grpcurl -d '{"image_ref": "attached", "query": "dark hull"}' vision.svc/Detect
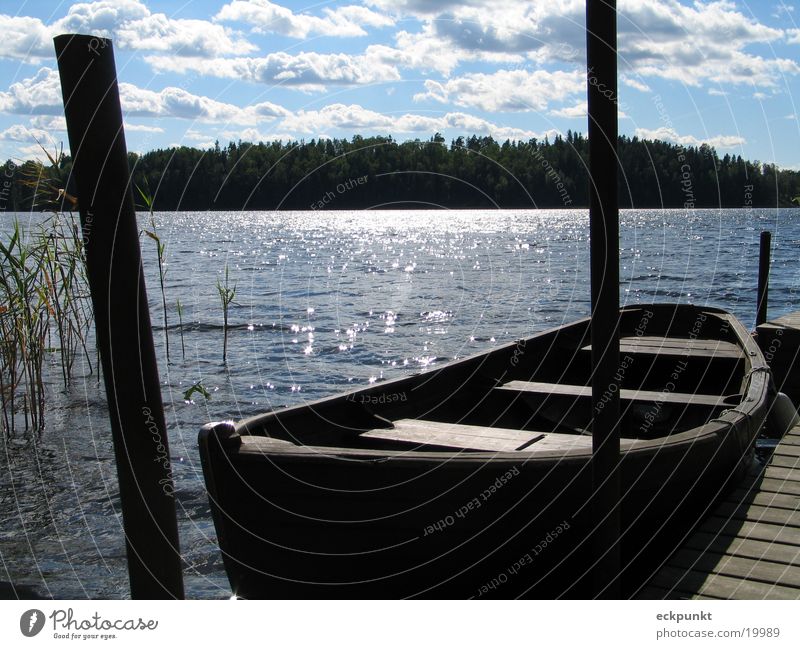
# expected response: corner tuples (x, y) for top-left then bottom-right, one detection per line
(199, 304), (770, 598)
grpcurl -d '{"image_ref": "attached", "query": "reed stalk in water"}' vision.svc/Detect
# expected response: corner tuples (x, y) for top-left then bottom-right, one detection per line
(216, 264), (236, 363)
(138, 184), (170, 363)
(176, 298), (186, 360)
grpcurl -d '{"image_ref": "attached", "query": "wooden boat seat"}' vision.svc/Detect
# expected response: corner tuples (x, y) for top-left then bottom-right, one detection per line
(497, 380), (735, 408)
(581, 336), (744, 359)
(360, 418), (596, 452)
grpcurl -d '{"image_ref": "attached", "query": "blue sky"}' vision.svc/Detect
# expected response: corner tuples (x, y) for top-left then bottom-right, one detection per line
(1, 0), (800, 168)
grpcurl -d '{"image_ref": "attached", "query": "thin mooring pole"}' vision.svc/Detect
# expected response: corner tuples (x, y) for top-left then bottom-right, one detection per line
(54, 34), (184, 599)
(756, 231), (771, 327)
(586, 0), (621, 598)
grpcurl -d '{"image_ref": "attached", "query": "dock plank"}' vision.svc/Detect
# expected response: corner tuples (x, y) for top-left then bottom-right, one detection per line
(764, 466), (800, 483)
(649, 567), (800, 599)
(699, 517), (800, 545)
(770, 455), (800, 469)
(684, 532), (800, 566)
(713, 502), (800, 528)
(725, 488), (800, 511)
(781, 434), (800, 447)
(773, 444), (800, 457)
(757, 478), (800, 497)
(668, 548), (800, 589)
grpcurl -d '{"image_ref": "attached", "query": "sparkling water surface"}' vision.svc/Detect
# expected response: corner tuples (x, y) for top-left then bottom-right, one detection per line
(1, 208), (799, 598)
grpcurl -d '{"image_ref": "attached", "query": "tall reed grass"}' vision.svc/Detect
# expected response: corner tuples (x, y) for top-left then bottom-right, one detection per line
(0, 145), (92, 435)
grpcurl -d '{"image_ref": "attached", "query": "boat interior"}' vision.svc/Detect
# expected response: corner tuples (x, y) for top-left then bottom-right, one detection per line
(234, 304), (754, 455)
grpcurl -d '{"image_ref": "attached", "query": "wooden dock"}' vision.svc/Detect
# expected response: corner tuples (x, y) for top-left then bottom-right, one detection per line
(637, 424), (800, 599)
(637, 310), (800, 599)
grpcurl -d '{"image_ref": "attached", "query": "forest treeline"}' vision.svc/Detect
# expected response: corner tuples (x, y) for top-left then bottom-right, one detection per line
(2, 131), (799, 211)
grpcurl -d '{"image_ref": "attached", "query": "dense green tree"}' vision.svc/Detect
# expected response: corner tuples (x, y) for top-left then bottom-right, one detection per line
(4, 133), (799, 212)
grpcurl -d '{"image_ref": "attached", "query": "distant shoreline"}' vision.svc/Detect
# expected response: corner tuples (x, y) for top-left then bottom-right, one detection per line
(4, 132), (799, 211)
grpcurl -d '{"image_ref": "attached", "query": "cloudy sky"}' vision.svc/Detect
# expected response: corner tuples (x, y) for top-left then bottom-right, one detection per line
(1, 0), (799, 167)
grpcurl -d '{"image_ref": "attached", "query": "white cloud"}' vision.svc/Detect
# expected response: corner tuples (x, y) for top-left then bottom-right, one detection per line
(215, 0), (394, 38)
(0, 0), (256, 61)
(361, 0), (796, 89)
(365, 42), (452, 76)
(215, 0), (311, 37)
(56, 0), (149, 32)
(278, 102), (546, 140)
(181, 129), (213, 142)
(330, 5), (395, 30)
(365, 26), (517, 76)
(146, 50), (400, 90)
(0, 124), (52, 143)
(0, 68), (63, 115)
(0, 67), (561, 145)
(549, 102), (587, 119)
(634, 126), (745, 149)
(622, 76), (651, 93)
(119, 83), (262, 123)
(414, 68), (585, 112)
(221, 127), (295, 142)
(549, 101), (629, 120)
(0, 67), (289, 125)
(280, 104), (394, 133)
(250, 101), (289, 120)
(31, 115), (67, 132)
(0, 15), (55, 60)
(124, 123), (164, 133)
(365, 0), (477, 13)
(635, 49), (799, 89)
(230, 127), (270, 142)
(441, 112), (548, 140)
(168, 139), (217, 150)
(114, 16), (255, 57)
(2, 0), (796, 102)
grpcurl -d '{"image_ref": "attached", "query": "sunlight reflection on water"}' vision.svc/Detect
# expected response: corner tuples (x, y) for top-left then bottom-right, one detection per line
(1, 208), (799, 598)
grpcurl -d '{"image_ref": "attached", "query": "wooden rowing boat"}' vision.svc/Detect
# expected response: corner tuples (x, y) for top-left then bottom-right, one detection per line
(199, 303), (770, 598)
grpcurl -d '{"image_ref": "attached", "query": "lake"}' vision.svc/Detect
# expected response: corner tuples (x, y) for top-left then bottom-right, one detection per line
(1, 207), (799, 598)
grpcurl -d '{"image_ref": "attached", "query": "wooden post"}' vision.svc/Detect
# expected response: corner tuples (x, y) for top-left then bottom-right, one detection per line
(586, 0), (621, 598)
(54, 34), (184, 599)
(757, 231), (771, 327)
